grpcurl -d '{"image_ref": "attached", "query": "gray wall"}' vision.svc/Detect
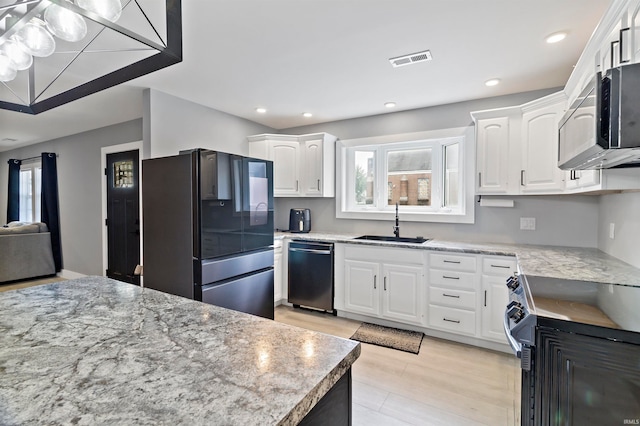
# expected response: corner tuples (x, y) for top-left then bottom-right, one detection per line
(281, 88), (561, 139)
(0, 90), (275, 276)
(275, 87), (601, 248)
(275, 196), (599, 247)
(598, 192), (640, 268)
(145, 89), (273, 158)
(0, 119), (142, 275)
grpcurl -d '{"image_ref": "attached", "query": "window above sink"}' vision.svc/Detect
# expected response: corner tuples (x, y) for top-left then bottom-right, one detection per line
(336, 127), (476, 224)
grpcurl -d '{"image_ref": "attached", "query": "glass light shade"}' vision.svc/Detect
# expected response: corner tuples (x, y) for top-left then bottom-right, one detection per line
(15, 21), (56, 58)
(44, 4), (88, 42)
(0, 54), (18, 82)
(76, 0), (122, 23)
(1, 40), (33, 70)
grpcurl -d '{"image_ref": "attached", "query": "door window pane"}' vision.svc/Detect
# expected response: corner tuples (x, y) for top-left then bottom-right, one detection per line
(355, 151), (375, 205)
(387, 148), (432, 206)
(113, 160), (134, 188)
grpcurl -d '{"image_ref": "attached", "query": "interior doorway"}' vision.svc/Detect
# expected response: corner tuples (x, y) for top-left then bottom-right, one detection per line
(101, 142), (143, 285)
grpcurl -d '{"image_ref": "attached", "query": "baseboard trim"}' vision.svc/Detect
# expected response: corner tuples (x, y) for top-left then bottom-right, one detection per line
(58, 270), (86, 280)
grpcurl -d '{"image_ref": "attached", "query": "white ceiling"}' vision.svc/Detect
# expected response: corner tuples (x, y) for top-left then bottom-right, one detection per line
(0, 0), (612, 152)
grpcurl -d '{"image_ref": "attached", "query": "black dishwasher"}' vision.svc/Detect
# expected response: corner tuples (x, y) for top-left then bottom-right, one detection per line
(288, 240), (335, 314)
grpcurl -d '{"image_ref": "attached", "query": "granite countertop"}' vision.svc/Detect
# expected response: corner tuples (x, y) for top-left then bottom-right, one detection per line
(275, 231), (640, 287)
(0, 277), (360, 425)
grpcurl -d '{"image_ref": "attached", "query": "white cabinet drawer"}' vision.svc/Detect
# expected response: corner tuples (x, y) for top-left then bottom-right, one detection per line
(430, 253), (477, 272)
(429, 287), (476, 310)
(428, 305), (476, 336)
(482, 257), (516, 275)
(429, 269), (478, 290)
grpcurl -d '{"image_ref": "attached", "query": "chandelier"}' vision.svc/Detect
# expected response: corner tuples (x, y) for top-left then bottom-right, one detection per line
(0, 0), (182, 114)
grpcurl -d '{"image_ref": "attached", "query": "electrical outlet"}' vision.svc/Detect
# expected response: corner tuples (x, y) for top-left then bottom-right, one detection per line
(609, 223), (615, 239)
(520, 217), (536, 231)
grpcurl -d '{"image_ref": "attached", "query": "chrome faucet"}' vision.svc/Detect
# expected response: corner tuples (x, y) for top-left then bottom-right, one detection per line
(393, 202), (400, 238)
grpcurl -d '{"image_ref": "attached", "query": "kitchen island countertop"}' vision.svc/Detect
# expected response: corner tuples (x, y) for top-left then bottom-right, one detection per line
(276, 232), (640, 288)
(0, 276), (360, 425)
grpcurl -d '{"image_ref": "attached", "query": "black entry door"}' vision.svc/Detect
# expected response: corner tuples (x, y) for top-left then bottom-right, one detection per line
(106, 150), (140, 285)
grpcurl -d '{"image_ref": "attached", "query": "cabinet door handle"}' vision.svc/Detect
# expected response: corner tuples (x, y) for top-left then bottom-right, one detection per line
(478, 172), (482, 188)
(443, 318), (461, 324)
(484, 290), (487, 307)
(443, 293), (460, 298)
(296, 180), (299, 192)
(317, 179), (320, 191)
(374, 275), (376, 289)
(443, 275), (460, 280)
(520, 170), (525, 186)
(443, 260), (460, 264)
(490, 264), (511, 269)
(384, 277), (387, 291)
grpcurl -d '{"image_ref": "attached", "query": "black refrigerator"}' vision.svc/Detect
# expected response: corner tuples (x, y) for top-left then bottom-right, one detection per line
(142, 149), (275, 319)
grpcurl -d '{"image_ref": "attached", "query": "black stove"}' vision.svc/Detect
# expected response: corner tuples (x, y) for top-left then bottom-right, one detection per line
(503, 273), (640, 426)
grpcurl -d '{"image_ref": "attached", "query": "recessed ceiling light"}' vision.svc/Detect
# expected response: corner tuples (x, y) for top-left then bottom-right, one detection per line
(384, 102), (396, 108)
(255, 107), (267, 114)
(302, 112), (313, 118)
(485, 78), (500, 87)
(546, 32), (567, 44)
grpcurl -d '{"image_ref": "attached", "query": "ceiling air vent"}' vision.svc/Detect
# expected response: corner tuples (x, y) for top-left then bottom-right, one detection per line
(389, 50), (432, 68)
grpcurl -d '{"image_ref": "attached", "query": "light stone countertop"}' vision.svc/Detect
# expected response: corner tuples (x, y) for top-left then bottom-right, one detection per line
(276, 231), (640, 288)
(0, 277), (360, 425)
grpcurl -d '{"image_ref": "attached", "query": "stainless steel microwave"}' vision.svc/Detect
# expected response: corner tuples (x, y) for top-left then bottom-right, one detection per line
(558, 63), (640, 170)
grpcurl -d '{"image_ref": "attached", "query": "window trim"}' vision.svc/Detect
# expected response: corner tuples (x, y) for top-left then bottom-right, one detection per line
(336, 127), (475, 224)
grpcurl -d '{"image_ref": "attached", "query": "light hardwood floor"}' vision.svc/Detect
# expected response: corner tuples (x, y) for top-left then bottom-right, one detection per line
(1, 280), (521, 425)
(275, 305), (521, 426)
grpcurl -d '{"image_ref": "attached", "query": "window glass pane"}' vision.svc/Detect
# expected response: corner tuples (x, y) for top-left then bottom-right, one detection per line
(444, 143), (459, 208)
(34, 167), (42, 222)
(355, 151), (375, 205)
(19, 170), (32, 222)
(387, 148), (431, 206)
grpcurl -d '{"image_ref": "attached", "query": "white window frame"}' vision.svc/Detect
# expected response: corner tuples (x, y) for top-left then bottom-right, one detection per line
(336, 127), (475, 224)
(19, 160), (42, 223)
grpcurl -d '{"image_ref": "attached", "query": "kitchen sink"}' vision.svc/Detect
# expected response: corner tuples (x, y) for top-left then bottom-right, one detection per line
(354, 235), (429, 244)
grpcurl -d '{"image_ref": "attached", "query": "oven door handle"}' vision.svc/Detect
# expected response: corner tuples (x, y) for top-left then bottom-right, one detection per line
(503, 310), (522, 358)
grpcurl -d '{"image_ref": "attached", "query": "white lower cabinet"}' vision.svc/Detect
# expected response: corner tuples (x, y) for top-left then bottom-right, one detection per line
(344, 259), (379, 316)
(381, 263), (423, 324)
(343, 245), (424, 325)
(274, 239), (283, 303)
(428, 305), (477, 335)
(480, 257), (517, 343)
(428, 252), (479, 336)
(337, 243), (516, 350)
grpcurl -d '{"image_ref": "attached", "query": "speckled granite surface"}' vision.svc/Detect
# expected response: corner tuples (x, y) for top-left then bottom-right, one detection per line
(276, 232), (640, 287)
(0, 277), (360, 425)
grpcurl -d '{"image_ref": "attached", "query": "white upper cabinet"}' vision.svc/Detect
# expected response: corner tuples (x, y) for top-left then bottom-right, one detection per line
(271, 139), (301, 196)
(520, 93), (567, 193)
(471, 93), (567, 196)
(248, 133), (337, 197)
(474, 116), (511, 194)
